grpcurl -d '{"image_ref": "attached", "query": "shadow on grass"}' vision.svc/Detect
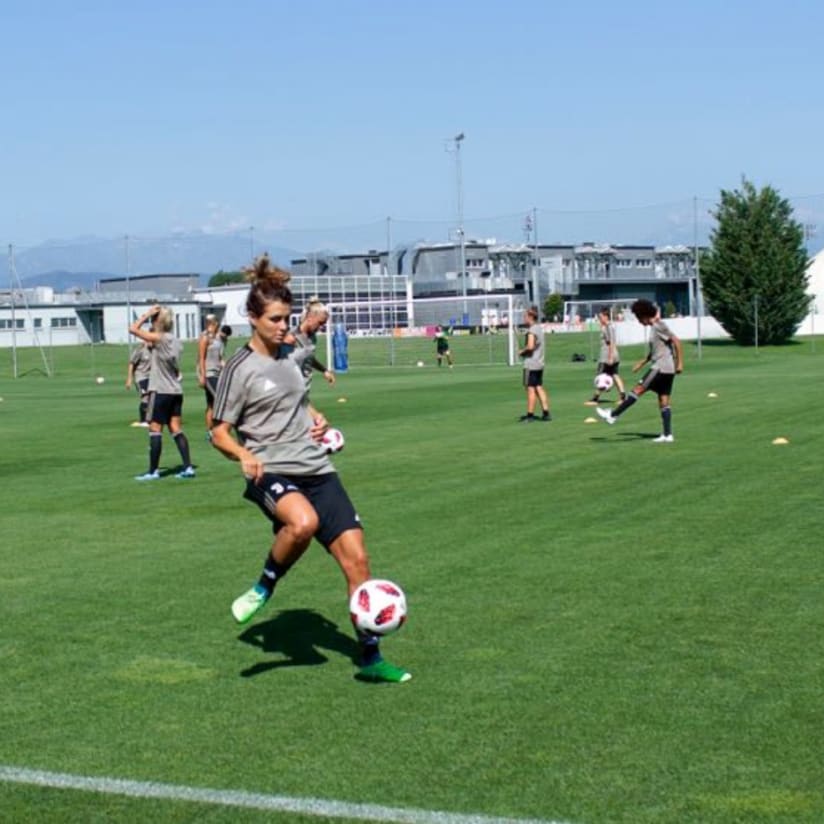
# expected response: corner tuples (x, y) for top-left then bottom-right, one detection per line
(238, 608), (359, 678)
(590, 431), (659, 441)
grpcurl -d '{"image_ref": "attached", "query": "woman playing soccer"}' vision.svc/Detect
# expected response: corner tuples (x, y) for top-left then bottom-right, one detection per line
(129, 305), (196, 479)
(283, 297), (336, 390)
(597, 299), (683, 442)
(588, 308), (626, 404)
(210, 255), (410, 683)
(197, 314), (232, 435)
(125, 340), (152, 426)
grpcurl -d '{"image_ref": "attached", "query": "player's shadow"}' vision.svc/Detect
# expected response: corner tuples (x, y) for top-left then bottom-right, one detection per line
(237, 608), (359, 678)
(590, 431), (659, 442)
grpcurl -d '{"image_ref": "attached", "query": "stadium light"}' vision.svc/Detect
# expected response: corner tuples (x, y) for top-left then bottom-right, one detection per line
(450, 133), (467, 319)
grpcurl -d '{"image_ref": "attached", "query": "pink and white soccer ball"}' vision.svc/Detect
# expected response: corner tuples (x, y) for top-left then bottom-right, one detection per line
(321, 427), (345, 454)
(349, 579), (408, 636)
(594, 373), (614, 392)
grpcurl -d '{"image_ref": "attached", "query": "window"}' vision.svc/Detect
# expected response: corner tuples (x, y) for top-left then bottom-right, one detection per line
(635, 258), (652, 268)
(34, 318), (42, 328)
(0, 318), (25, 330)
(50, 317), (77, 328)
(615, 259), (633, 268)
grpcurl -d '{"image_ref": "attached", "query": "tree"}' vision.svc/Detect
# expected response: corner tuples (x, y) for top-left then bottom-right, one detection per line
(701, 179), (811, 345)
(208, 270), (245, 288)
(543, 292), (564, 322)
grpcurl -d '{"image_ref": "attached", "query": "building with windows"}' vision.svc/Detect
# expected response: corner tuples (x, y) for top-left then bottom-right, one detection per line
(290, 239), (700, 317)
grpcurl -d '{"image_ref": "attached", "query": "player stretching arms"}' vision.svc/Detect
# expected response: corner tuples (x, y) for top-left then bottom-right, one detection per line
(210, 255), (410, 684)
(597, 299), (683, 442)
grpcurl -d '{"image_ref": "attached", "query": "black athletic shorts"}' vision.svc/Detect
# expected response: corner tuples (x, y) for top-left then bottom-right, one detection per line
(203, 376), (218, 405)
(596, 361), (620, 376)
(243, 472), (362, 550)
(136, 378), (150, 397)
(146, 392), (183, 425)
(638, 369), (674, 396)
(523, 368), (544, 388)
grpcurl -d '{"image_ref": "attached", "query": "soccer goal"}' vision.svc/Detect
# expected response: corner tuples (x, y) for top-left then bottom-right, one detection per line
(562, 298), (639, 362)
(324, 292), (524, 368)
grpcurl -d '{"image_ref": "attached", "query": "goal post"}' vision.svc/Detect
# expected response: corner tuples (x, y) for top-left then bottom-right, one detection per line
(324, 292), (522, 368)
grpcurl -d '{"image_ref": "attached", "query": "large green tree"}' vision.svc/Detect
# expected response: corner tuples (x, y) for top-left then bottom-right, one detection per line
(701, 179), (811, 345)
(208, 270), (246, 287)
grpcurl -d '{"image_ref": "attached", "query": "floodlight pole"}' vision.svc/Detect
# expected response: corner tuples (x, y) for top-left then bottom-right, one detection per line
(693, 196), (703, 360)
(453, 132), (467, 320)
(8, 244), (17, 378)
(125, 234), (132, 350)
(531, 206), (540, 314)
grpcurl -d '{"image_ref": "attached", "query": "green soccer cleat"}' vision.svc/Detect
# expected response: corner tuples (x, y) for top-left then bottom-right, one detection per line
(231, 585), (270, 624)
(355, 659), (412, 683)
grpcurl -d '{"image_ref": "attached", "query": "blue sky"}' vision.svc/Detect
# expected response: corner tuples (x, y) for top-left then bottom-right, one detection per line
(2, 0), (823, 250)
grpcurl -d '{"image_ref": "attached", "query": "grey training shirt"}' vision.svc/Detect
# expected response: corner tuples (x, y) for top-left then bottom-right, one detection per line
(213, 345), (333, 476)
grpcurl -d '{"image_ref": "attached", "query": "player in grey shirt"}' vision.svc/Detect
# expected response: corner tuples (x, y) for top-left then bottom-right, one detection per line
(517, 306), (551, 421)
(597, 299), (683, 442)
(129, 305), (195, 479)
(198, 314), (232, 435)
(589, 308), (627, 403)
(211, 255), (410, 684)
(283, 298), (336, 391)
(126, 341), (152, 425)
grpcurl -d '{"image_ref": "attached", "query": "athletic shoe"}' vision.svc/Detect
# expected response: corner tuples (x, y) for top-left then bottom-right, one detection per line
(134, 470), (160, 481)
(231, 585), (270, 624)
(519, 414), (536, 422)
(652, 434), (674, 443)
(176, 466), (196, 478)
(541, 412), (552, 421)
(356, 659), (412, 683)
(596, 407), (616, 425)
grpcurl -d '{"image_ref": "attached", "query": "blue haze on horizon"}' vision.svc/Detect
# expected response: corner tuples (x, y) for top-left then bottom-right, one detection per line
(2, 0), (823, 258)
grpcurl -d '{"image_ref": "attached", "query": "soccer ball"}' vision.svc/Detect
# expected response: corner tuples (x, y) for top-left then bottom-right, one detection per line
(95, 376), (105, 385)
(321, 427), (345, 454)
(416, 360), (425, 367)
(594, 372), (613, 392)
(349, 579), (408, 636)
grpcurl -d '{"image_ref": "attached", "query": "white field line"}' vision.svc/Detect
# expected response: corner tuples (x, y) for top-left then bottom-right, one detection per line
(0, 765), (574, 824)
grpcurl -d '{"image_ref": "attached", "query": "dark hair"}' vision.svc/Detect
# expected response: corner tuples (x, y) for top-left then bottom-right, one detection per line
(631, 299), (657, 321)
(526, 306), (539, 321)
(244, 254), (293, 317)
(220, 325), (232, 337)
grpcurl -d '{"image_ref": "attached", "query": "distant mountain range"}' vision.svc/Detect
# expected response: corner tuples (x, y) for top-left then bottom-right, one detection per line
(12, 231), (300, 291)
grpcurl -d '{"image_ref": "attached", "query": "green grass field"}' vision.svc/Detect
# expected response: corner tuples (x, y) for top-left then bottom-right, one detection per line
(1, 334), (822, 824)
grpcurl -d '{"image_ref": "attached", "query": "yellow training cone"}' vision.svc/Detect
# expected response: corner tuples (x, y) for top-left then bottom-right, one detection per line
(337, 397), (348, 403)
(772, 437), (789, 445)
(584, 417), (598, 423)
(707, 392), (718, 398)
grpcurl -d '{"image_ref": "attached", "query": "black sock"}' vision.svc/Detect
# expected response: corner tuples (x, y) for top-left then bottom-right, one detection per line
(257, 556), (290, 596)
(138, 402), (147, 421)
(661, 406), (672, 436)
(149, 432), (162, 472)
(173, 431), (191, 467)
(541, 410), (551, 419)
(613, 393), (638, 419)
(355, 630), (381, 666)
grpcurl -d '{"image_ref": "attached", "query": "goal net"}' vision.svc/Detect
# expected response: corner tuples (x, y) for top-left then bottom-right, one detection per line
(323, 293), (524, 368)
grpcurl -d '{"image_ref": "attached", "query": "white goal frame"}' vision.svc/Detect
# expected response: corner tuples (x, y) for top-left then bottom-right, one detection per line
(324, 292), (522, 367)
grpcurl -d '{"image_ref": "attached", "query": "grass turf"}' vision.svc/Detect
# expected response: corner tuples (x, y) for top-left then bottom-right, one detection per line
(0, 334), (822, 824)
